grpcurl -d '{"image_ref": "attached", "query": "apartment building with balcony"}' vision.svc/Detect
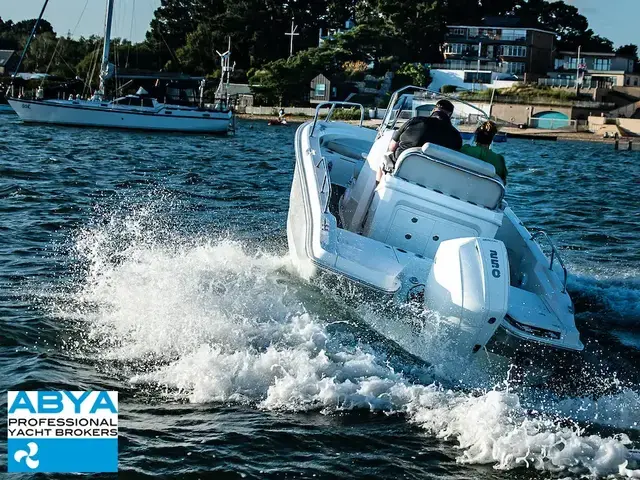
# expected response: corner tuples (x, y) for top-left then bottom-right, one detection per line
(430, 18), (556, 91)
(540, 51), (640, 88)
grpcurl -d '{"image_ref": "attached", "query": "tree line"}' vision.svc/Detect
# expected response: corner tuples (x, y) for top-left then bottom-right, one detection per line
(1, 0), (637, 103)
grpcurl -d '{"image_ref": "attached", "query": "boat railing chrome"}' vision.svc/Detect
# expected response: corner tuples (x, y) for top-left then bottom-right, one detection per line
(314, 156), (332, 214)
(530, 230), (568, 293)
(377, 85), (491, 139)
(310, 101), (365, 137)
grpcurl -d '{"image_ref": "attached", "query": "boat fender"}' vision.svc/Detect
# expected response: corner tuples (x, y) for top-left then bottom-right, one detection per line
(424, 237), (510, 358)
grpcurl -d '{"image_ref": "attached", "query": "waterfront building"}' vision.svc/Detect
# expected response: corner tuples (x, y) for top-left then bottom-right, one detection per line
(541, 51), (640, 88)
(0, 50), (18, 76)
(431, 17), (555, 91)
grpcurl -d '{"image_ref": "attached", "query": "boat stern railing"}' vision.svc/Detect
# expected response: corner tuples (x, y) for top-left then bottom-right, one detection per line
(310, 101), (365, 137)
(530, 230), (568, 293)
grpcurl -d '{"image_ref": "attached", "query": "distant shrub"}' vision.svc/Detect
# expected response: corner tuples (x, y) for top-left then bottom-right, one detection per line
(441, 85), (458, 94)
(331, 107), (369, 120)
(396, 62), (430, 87)
(343, 60), (369, 81)
(457, 84), (581, 103)
(377, 92), (392, 107)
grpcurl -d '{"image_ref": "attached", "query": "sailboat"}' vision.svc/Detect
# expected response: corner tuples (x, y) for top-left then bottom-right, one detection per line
(7, 0), (234, 133)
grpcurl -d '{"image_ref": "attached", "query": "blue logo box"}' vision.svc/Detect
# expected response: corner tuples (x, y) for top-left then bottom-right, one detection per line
(7, 391), (118, 473)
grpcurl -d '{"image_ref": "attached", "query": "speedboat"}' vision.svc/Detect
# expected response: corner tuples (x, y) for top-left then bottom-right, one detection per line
(287, 87), (583, 362)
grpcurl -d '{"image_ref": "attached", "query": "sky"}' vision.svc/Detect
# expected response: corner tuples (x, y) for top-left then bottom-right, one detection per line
(1, 0), (639, 47)
(2, 0), (161, 43)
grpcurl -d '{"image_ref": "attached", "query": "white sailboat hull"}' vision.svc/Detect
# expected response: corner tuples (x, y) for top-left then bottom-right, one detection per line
(8, 98), (233, 133)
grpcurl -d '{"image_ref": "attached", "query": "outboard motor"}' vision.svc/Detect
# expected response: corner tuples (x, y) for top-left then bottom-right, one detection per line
(424, 237), (510, 358)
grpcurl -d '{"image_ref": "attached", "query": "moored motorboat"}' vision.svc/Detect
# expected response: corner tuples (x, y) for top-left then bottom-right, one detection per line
(287, 87), (582, 363)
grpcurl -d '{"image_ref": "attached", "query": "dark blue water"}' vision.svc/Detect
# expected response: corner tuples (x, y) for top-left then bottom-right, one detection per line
(1, 113), (639, 478)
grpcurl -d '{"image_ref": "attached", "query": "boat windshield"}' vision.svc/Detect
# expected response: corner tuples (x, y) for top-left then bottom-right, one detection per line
(377, 86), (490, 138)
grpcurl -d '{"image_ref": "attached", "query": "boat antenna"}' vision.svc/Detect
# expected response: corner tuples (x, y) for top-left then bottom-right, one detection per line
(285, 19), (299, 58)
(98, 0), (115, 99)
(12, 0), (51, 81)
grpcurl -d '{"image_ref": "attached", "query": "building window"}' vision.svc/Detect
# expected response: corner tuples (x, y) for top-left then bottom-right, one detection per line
(593, 58), (611, 71)
(478, 28), (499, 39)
(315, 83), (326, 97)
(464, 71), (492, 83)
(448, 27), (466, 36)
(444, 43), (466, 54)
(500, 29), (527, 41)
(566, 57), (579, 69)
(503, 62), (526, 74)
(501, 45), (527, 57)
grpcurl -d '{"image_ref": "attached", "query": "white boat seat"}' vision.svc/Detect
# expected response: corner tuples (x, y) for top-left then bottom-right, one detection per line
(394, 143), (504, 210)
(421, 143), (497, 177)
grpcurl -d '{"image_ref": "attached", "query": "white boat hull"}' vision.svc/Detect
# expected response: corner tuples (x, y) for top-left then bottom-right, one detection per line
(8, 98), (232, 133)
(287, 108), (583, 364)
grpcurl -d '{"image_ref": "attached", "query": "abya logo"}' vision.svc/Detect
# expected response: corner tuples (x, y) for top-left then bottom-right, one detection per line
(14, 441), (39, 469)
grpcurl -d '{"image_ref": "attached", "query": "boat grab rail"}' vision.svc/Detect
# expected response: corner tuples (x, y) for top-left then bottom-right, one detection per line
(310, 101), (365, 137)
(316, 156), (332, 213)
(530, 230), (568, 293)
(308, 152), (332, 214)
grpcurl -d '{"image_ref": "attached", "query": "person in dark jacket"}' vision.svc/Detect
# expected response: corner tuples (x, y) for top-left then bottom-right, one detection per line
(377, 99), (462, 181)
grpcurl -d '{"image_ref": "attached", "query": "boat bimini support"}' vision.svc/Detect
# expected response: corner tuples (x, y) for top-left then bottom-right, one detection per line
(310, 101), (365, 137)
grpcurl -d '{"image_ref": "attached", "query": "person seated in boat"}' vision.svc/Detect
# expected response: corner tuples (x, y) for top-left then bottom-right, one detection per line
(460, 120), (508, 184)
(377, 99), (462, 182)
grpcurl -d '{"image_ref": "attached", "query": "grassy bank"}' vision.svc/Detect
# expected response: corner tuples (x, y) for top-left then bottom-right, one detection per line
(457, 84), (581, 106)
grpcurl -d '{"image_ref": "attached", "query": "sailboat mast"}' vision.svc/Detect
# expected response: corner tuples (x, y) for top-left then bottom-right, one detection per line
(99, 0), (115, 95)
(12, 0), (50, 78)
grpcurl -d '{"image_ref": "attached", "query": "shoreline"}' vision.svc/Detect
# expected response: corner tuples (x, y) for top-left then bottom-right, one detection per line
(238, 113), (632, 145)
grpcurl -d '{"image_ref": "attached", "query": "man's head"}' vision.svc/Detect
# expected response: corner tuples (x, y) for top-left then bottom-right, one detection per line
(475, 120), (498, 146)
(433, 99), (455, 118)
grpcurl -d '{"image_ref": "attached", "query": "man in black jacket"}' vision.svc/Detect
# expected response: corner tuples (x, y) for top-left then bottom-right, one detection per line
(377, 99), (462, 181)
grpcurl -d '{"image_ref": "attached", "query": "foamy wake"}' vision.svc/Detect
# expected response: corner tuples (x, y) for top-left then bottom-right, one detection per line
(56, 208), (640, 478)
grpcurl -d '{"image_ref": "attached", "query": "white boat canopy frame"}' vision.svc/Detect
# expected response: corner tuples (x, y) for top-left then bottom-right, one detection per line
(377, 85), (491, 138)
